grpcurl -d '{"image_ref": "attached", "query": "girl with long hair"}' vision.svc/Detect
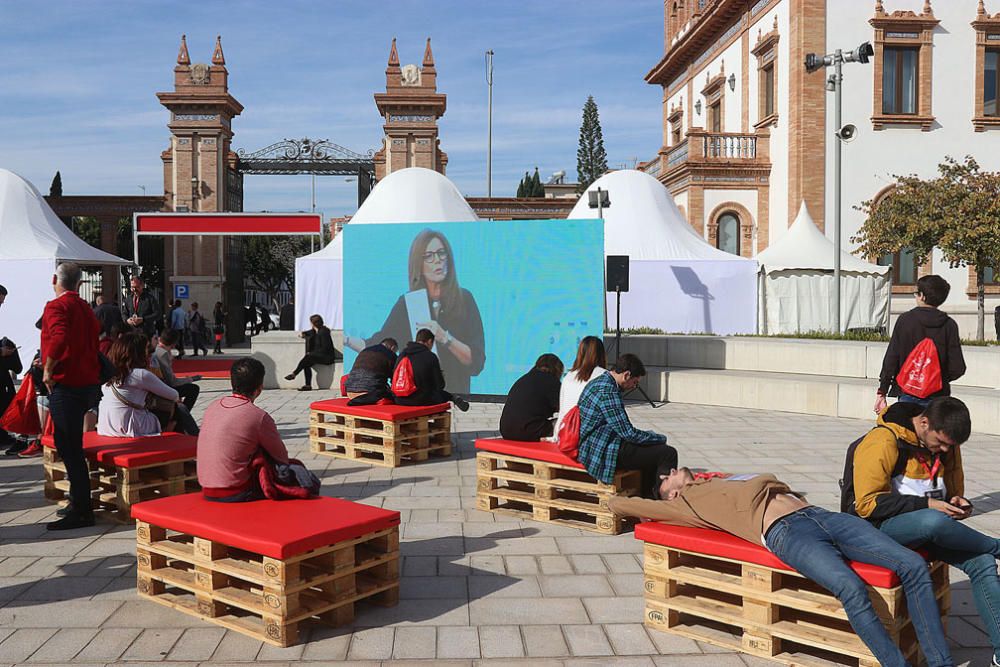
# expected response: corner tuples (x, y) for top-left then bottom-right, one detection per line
(98, 332), (180, 438)
(553, 336), (608, 437)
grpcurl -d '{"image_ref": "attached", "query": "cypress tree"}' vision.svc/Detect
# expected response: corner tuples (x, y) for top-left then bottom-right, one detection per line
(50, 171), (63, 197)
(516, 177), (525, 198)
(576, 95), (609, 192)
(530, 167), (544, 196)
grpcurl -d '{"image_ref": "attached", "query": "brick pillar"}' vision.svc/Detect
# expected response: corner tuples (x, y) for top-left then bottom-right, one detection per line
(787, 0), (827, 231)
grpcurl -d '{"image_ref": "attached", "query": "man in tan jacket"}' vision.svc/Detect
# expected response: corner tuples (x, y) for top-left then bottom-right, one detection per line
(610, 469), (953, 667)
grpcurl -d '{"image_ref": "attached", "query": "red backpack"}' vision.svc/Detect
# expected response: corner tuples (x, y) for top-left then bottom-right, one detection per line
(557, 405), (581, 460)
(391, 357), (418, 397)
(896, 338), (943, 399)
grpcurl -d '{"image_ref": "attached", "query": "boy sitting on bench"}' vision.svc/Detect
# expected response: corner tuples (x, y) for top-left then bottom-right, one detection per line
(609, 469), (953, 667)
(197, 358), (290, 502)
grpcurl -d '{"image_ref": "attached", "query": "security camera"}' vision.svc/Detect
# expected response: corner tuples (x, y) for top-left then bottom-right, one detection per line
(837, 124), (858, 142)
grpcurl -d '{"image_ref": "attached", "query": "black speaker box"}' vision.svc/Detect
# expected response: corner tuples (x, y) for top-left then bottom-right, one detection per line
(606, 255), (629, 292)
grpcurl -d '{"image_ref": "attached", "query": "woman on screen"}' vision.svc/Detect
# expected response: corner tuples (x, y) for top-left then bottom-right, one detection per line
(345, 229), (485, 394)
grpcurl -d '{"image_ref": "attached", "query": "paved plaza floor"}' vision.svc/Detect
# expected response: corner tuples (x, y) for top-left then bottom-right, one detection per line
(2, 382), (999, 666)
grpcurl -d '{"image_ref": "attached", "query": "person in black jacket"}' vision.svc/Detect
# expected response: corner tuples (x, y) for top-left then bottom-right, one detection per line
(1, 336), (24, 451)
(344, 229), (486, 394)
(875, 275), (966, 413)
(393, 329), (469, 411)
(499, 354), (563, 441)
(285, 314), (337, 391)
(345, 338), (398, 402)
(122, 276), (161, 339)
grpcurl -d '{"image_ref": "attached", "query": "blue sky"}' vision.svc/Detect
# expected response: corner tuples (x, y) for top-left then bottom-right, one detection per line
(0, 1), (663, 218)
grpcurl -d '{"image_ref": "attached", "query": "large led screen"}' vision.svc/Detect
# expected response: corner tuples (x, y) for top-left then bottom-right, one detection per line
(342, 219), (604, 395)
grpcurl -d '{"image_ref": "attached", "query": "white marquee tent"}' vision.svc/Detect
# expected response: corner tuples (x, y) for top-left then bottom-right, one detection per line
(568, 170), (758, 334)
(294, 167), (478, 330)
(0, 168), (131, 361)
(757, 202), (890, 334)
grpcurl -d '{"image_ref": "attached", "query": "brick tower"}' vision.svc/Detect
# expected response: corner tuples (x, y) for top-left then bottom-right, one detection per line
(156, 35), (244, 309)
(373, 38), (448, 180)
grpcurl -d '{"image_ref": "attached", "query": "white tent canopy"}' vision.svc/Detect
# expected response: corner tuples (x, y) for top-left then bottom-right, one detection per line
(568, 170), (758, 335)
(0, 168), (131, 363)
(757, 202), (890, 334)
(294, 167), (478, 329)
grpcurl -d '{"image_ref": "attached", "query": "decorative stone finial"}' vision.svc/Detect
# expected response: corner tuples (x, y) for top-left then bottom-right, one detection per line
(922, 0), (933, 16)
(388, 38), (399, 67)
(177, 35), (190, 65)
(875, 0), (885, 15)
(423, 38), (435, 67)
(978, 0), (986, 17)
(212, 35), (225, 65)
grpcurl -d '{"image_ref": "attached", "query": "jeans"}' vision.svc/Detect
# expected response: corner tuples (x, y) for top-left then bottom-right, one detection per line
(767, 506), (951, 667)
(189, 333), (207, 356)
(172, 328), (185, 356)
(897, 392), (932, 409)
(881, 508), (1000, 660)
(49, 384), (97, 515)
(616, 441), (677, 499)
(204, 487), (262, 503)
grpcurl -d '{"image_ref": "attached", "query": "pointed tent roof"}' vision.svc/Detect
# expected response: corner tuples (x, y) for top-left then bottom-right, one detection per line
(757, 202), (889, 275)
(568, 169), (750, 261)
(0, 169), (131, 265)
(300, 167), (478, 262)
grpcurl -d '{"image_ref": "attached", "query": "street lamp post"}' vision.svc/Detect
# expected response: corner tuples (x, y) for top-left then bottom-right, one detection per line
(485, 50), (494, 199)
(805, 41), (872, 334)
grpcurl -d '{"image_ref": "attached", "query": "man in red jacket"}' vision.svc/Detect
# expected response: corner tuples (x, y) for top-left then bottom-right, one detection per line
(41, 263), (101, 530)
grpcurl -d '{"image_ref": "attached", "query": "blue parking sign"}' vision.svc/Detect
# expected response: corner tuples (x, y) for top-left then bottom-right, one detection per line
(174, 284), (190, 300)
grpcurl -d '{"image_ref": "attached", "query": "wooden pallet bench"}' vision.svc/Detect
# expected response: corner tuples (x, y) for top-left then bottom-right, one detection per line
(636, 522), (950, 667)
(132, 493), (400, 646)
(475, 438), (642, 535)
(309, 398), (451, 467)
(43, 432), (198, 522)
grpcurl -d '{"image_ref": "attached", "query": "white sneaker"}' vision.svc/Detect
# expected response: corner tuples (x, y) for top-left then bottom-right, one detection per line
(993, 653), (1000, 667)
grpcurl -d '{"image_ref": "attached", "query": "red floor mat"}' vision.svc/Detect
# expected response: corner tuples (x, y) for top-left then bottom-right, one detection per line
(172, 357), (233, 379)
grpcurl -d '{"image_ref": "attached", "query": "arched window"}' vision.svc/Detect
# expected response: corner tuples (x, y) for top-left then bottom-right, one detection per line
(716, 212), (740, 256)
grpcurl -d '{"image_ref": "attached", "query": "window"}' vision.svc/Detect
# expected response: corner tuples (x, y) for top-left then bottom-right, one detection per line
(870, 4), (937, 130)
(882, 46), (919, 115)
(878, 248), (918, 285)
(985, 266), (999, 284)
(672, 125), (682, 144)
(763, 64), (775, 117)
(716, 213), (740, 255)
(752, 22), (780, 128)
(986, 50), (999, 117)
(708, 100), (722, 132)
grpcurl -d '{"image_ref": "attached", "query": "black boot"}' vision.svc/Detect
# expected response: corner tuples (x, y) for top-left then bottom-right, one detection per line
(47, 510), (95, 531)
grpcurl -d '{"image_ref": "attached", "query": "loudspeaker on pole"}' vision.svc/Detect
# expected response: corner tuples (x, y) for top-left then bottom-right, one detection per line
(606, 255), (629, 292)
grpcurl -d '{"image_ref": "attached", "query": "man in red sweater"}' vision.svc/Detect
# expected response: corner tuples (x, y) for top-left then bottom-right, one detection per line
(42, 263), (101, 530)
(197, 357), (289, 502)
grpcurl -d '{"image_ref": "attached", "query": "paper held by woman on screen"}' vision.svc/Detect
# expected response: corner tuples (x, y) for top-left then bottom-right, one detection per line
(404, 289), (436, 354)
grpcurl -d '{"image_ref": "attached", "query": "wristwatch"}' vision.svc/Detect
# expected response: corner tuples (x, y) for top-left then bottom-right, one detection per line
(442, 330), (452, 346)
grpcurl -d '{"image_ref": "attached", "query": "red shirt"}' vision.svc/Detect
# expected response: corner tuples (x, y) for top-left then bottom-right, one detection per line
(197, 395), (289, 493)
(41, 290), (101, 387)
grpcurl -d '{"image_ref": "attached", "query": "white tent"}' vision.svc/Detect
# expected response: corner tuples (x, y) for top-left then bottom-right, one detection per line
(0, 168), (131, 361)
(757, 202), (890, 334)
(568, 170), (758, 335)
(294, 167), (478, 329)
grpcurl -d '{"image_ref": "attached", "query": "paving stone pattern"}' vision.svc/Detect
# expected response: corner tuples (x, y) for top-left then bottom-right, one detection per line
(2, 382), (999, 665)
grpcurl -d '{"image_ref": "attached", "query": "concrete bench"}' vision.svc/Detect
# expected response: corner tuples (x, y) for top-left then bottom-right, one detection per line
(636, 522), (949, 667)
(132, 493), (400, 646)
(475, 438), (642, 535)
(309, 398), (451, 467)
(42, 432), (198, 522)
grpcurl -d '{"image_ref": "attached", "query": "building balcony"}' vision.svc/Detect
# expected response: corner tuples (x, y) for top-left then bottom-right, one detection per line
(655, 128), (771, 191)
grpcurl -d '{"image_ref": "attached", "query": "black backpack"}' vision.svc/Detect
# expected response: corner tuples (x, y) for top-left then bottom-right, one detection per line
(838, 425), (908, 515)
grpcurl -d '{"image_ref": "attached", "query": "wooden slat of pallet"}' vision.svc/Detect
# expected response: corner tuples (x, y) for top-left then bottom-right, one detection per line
(478, 490), (622, 535)
(137, 523), (400, 647)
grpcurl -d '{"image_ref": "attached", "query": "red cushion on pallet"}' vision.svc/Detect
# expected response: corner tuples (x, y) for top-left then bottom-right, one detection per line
(42, 432), (195, 466)
(93, 433), (197, 468)
(310, 398), (449, 421)
(475, 438), (585, 470)
(131, 493), (400, 560)
(634, 522), (924, 589)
